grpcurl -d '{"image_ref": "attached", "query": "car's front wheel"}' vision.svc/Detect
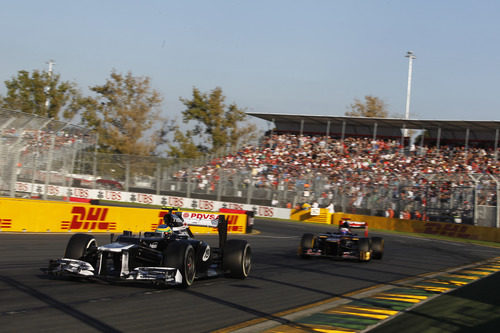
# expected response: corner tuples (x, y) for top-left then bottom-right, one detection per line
(64, 233), (98, 267)
(298, 233), (316, 258)
(163, 242), (196, 288)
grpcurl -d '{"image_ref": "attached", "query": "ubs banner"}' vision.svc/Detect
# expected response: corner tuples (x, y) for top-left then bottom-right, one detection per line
(0, 198), (247, 234)
(14, 181), (291, 219)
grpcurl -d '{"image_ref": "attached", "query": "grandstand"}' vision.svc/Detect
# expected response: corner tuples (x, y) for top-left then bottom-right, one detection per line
(236, 113), (498, 225)
(174, 132), (497, 225)
(0, 108), (498, 227)
(248, 113), (500, 151)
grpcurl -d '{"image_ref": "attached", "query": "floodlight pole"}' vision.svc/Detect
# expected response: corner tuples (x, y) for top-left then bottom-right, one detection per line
(404, 51), (416, 121)
(44, 60), (55, 112)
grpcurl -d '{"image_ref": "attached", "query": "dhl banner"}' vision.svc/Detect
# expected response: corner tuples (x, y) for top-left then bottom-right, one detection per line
(0, 198), (247, 234)
(332, 213), (500, 243)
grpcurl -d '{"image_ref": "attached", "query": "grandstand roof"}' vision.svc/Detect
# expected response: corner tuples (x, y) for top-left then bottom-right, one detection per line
(247, 113), (500, 132)
(247, 113), (500, 146)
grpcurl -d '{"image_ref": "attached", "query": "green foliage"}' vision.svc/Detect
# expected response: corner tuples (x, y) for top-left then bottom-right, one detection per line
(345, 95), (389, 118)
(1, 69), (83, 120)
(80, 70), (163, 156)
(167, 127), (203, 159)
(176, 87), (257, 156)
(1, 67), (257, 159)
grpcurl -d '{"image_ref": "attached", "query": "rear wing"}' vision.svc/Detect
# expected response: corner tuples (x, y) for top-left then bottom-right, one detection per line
(339, 218), (368, 236)
(217, 215), (227, 249)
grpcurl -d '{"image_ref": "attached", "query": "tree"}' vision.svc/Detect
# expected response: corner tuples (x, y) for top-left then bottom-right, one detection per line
(80, 70), (163, 155)
(345, 95), (389, 118)
(1, 69), (83, 120)
(166, 128), (203, 160)
(175, 87), (257, 156)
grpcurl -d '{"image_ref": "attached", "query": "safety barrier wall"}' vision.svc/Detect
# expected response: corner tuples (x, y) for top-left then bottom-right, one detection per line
(333, 213), (500, 243)
(290, 208), (333, 224)
(0, 198), (248, 234)
(290, 207), (500, 243)
(3, 197), (499, 242)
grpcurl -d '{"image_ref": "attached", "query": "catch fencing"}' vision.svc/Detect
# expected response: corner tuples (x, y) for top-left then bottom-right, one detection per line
(0, 108), (96, 197)
(0, 109), (498, 227)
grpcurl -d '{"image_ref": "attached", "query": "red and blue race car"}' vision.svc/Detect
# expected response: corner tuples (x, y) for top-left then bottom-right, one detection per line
(298, 219), (384, 262)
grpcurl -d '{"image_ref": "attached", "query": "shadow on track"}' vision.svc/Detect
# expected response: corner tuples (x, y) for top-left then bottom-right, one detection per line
(0, 275), (121, 333)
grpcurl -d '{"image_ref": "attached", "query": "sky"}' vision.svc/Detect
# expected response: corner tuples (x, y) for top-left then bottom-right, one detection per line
(1, 0), (500, 131)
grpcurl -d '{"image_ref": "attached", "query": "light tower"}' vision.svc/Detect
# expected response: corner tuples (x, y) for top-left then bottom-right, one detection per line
(44, 60), (55, 112)
(403, 51), (416, 138)
(404, 51), (416, 121)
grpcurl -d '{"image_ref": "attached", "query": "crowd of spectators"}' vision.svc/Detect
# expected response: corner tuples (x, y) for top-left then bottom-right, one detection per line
(174, 133), (499, 221)
(0, 128), (90, 154)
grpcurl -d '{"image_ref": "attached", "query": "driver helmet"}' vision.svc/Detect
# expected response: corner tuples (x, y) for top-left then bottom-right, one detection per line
(340, 227), (349, 235)
(156, 224), (173, 236)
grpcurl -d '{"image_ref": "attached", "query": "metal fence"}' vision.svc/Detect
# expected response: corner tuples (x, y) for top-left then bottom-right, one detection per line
(1, 109), (498, 227)
(0, 108), (96, 197)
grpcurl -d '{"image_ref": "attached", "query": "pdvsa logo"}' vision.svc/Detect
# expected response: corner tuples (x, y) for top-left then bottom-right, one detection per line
(61, 206), (117, 231)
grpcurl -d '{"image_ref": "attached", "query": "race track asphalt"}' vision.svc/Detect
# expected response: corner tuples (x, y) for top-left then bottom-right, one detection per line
(1, 218), (499, 332)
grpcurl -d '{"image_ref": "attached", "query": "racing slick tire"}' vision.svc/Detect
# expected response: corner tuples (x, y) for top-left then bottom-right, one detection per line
(223, 239), (252, 279)
(371, 237), (384, 259)
(64, 233), (98, 266)
(163, 241), (196, 288)
(298, 233), (316, 258)
(358, 238), (371, 262)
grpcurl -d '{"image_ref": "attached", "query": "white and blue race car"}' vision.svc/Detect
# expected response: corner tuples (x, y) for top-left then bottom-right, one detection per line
(48, 209), (251, 287)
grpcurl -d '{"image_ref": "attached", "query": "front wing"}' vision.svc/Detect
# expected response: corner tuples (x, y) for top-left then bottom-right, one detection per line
(47, 258), (183, 285)
(302, 248), (364, 260)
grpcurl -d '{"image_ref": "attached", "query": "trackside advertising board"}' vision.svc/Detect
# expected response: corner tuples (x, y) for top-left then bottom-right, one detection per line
(333, 213), (500, 243)
(0, 198), (247, 234)
(14, 181), (290, 219)
(288, 208), (500, 243)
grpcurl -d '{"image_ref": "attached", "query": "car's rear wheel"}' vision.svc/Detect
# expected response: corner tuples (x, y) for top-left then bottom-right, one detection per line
(64, 233), (97, 266)
(223, 239), (251, 279)
(163, 242), (196, 288)
(358, 238), (371, 262)
(299, 233), (316, 258)
(371, 237), (384, 259)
